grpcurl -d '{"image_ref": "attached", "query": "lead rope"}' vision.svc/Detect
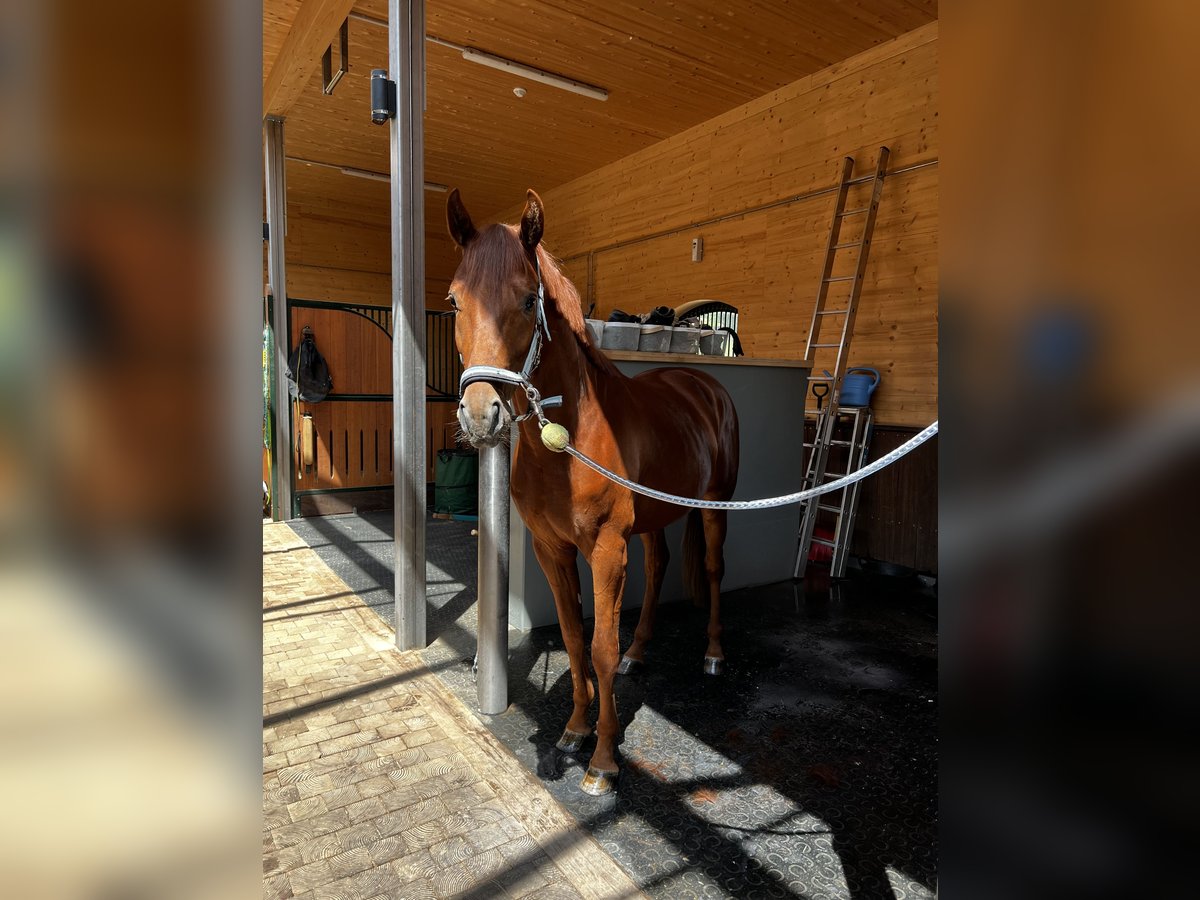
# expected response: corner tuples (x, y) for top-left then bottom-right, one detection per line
(459, 262), (937, 509)
(538, 417), (938, 511)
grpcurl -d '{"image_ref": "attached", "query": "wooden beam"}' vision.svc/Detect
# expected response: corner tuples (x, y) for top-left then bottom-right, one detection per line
(264, 0), (358, 118)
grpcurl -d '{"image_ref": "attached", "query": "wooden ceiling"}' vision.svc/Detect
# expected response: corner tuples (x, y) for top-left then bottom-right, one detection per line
(267, 0), (937, 221)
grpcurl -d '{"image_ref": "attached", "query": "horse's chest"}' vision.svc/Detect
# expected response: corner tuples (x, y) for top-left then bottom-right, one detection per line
(511, 456), (611, 545)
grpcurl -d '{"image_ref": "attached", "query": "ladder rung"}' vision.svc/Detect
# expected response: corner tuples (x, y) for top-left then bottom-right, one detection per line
(798, 154), (881, 579)
(805, 409), (865, 419)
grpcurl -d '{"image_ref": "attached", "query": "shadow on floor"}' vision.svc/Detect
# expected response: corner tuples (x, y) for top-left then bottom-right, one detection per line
(285, 511), (938, 899)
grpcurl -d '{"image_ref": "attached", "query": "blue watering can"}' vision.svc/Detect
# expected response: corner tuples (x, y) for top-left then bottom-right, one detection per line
(839, 367), (880, 407)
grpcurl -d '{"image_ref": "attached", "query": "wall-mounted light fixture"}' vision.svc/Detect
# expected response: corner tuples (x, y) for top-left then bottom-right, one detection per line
(370, 68), (396, 124)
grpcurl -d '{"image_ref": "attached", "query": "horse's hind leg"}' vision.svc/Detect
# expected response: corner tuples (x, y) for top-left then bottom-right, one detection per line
(700, 509), (728, 675)
(618, 530), (668, 674)
(531, 537), (593, 751)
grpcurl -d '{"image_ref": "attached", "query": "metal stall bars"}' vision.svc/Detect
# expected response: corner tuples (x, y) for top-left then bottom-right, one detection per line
(793, 148), (889, 579)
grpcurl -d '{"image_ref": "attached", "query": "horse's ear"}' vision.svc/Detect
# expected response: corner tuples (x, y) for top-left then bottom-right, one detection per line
(447, 189), (476, 247)
(520, 189), (544, 254)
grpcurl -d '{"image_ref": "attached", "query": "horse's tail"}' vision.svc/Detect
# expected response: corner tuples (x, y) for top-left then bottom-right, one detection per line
(682, 509), (708, 608)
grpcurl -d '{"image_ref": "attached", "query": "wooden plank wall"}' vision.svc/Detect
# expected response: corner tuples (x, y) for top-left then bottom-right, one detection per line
(292, 398), (394, 492)
(282, 165), (462, 310)
(849, 428), (937, 573)
(502, 22), (938, 429)
(500, 23), (939, 570)
(272, 162), (464, 489)
(287, 310), (392, 493)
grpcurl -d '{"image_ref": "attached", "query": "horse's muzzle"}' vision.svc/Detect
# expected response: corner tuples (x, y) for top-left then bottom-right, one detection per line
(458, 383), (510, 447)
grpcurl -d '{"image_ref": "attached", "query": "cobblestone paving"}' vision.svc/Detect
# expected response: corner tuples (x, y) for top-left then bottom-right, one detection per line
(290, 512), (938, 900)
(263, 522), (643, 900)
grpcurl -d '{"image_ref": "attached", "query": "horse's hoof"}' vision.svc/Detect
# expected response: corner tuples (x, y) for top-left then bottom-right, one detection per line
(555, 728), (591, 753)
(616, 655), (643, 675)
(580, 766), (618, 796)
(703, 656), (724, 676)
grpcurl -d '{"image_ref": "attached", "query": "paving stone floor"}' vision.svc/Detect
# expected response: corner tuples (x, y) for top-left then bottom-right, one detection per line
(263, 522), (643, 900)
(288, 512), (938, 899)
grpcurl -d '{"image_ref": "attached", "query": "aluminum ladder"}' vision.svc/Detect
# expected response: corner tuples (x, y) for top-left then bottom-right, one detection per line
(797, 405), (874, 577)
(793, 147), (889, 579)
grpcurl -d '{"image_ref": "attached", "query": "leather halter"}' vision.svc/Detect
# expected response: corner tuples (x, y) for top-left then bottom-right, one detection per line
(457, 256), (564, 423)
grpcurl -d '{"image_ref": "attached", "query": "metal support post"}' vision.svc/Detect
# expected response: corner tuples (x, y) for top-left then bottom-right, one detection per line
(477, 442), (510, 714)
(389, 0), (427, 650)
(263, 115), (293, 521)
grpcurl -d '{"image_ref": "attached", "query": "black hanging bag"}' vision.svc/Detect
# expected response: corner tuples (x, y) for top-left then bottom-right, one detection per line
(286, 331), (333, 402)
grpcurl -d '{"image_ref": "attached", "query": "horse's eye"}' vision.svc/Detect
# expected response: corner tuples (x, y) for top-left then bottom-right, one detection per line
(524, 293), (536, 313)
(447, 293), (458, 311)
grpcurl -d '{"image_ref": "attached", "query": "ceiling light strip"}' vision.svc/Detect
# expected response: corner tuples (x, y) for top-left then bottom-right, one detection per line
(458, 48), (608, 101)
(284, 155), (447, 192)
(347, 15), (608, 101)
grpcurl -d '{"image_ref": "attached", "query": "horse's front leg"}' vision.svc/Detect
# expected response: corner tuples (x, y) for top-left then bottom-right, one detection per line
(532, 537), (593, 751)
(582, 526), (629, 795)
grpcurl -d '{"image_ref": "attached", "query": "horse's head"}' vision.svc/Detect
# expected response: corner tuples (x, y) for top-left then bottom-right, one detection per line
(447, 188), (547, 447)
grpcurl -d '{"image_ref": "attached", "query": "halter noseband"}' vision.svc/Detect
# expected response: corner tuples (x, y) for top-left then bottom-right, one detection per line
(458, 256), (564, 425)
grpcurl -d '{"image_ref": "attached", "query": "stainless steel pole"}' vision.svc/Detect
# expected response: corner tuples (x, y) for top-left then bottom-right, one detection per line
(263, 115), (293, 521)
(477, 441), (510, 714)
(389, 0), (427, 650)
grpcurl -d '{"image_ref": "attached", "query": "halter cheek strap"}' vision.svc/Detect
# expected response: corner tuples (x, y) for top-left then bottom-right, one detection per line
(458, 257), (564, 424)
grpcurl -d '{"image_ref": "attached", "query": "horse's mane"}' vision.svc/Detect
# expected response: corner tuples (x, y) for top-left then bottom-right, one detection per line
(458, 223), (619, 377)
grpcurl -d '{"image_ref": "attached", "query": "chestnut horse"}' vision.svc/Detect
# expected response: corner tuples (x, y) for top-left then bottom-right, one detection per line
(448, 189), (739, 794)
